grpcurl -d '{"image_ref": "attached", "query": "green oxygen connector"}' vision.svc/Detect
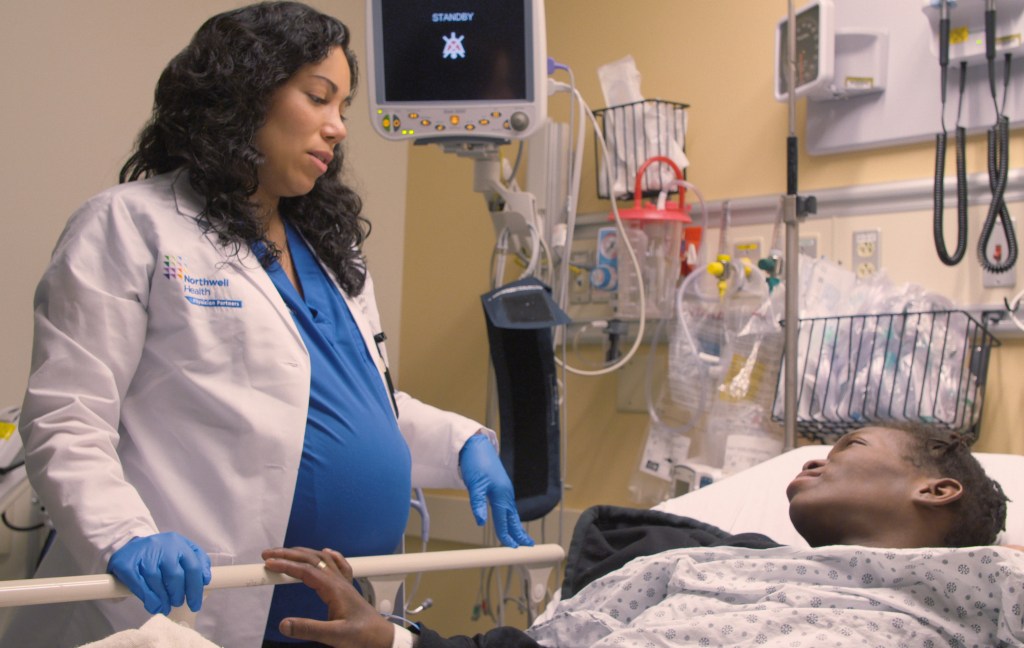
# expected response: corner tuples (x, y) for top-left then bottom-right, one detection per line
(757, 254), (784, 293)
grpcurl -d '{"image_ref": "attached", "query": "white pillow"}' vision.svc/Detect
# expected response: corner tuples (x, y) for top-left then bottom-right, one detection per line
(653, 445), (1024, 547)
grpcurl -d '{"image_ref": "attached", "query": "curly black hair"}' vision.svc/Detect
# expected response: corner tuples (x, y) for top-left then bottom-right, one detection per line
(119, 1), (369, 295)
(887, 422), (1009, 547)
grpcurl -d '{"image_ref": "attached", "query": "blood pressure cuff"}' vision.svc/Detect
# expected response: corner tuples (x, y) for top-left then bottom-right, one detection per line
(481, 278), (569, 521)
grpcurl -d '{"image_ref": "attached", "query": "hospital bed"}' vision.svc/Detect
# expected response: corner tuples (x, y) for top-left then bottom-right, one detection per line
(0, 443), (1021, 645)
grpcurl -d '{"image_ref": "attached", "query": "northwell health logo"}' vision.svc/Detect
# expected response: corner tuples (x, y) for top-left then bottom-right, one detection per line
(163, 255), (242, 309)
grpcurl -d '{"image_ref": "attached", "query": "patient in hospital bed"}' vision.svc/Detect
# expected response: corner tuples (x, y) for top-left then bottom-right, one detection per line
(263, 423), (1023, 647)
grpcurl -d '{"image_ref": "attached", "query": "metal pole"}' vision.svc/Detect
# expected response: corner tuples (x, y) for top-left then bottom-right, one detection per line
(783, 0), (800, 451)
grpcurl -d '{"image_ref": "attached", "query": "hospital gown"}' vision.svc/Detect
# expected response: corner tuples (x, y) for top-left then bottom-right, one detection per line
(527, 544), (1024, 647)
(415, 507), (1024, 647)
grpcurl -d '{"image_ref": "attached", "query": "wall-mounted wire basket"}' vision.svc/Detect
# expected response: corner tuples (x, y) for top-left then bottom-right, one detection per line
(771, 310), (1000, 445)
(593, 99), (688, 200)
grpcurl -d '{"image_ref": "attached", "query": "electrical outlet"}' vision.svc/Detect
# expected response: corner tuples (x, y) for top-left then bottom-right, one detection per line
(852, 229), (881, 278)
(982, 218), (1018, 289)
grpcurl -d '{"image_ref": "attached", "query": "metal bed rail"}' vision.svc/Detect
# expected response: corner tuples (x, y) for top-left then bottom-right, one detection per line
(0, 543), (566, 625)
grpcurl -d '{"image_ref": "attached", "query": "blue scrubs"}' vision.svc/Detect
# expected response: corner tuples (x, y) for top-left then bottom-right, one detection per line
(259, 222), (412, 642)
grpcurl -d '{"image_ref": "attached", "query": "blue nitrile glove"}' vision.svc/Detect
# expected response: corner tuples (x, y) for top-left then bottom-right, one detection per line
(108, 532), (212, 615)
(459, 434), (534, 548)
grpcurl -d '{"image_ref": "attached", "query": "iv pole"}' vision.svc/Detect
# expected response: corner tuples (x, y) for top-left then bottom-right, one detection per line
(782, 0), (815, 451)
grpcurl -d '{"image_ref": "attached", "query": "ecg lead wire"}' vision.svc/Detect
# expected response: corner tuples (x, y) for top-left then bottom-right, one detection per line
(977, 0), (1017, 273)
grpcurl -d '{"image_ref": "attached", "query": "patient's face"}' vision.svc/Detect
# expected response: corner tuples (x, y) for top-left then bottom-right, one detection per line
(786, 427), (920, 546)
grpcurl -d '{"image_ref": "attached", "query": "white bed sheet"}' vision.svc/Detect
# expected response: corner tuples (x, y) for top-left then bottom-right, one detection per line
(652, 444), (1024, 547)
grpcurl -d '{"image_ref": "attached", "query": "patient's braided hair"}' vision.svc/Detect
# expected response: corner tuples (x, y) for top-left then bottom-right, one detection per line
(889, 422), (1008, 547)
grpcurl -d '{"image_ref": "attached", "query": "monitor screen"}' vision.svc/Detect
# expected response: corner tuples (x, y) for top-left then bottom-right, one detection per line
(367, 0), (547, 141)
(380, 3), (528, 102)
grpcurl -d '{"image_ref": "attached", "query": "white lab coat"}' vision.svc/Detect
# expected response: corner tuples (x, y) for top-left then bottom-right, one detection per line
(6, 171), (490, 648)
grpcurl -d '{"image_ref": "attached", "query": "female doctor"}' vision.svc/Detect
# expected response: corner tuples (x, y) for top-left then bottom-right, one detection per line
(6, 3), (532, 647)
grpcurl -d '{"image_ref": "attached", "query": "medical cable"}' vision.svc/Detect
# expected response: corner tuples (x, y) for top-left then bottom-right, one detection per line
(403, 488), (432, 617)
(1004, 284), (1024, 332)
(551, 84), (648, 377)
(503, 140), (526, 185)
(933, 0), (970, 266)
(521, 222), (543, 279)
(544, 65), (576, 555)
(977, 0), (1016, 273)
(546, 61), (582, 310)
(0, 459), (25, 476)
(489, 228), (512, 288)
(0, 510), (45, 532)
(547, 76), (586, 310)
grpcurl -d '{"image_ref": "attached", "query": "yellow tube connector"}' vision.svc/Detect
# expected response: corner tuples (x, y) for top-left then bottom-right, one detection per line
(707, 254), (732, 299)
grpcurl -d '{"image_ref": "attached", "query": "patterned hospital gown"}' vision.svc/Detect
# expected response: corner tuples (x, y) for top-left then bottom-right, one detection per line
(527, 545), (1024, 647)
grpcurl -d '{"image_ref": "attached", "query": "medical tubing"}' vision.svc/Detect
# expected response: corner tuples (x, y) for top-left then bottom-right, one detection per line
(490, 228), (511, 289)
(536, 233), (555, 285)
(550, 78), (586, 309)
(1007, 285), (1024, 332)
(1, 511), (44, 532)
(520, 223), (542, 279)
(665, 179), (709, 268)
(403, 488), (430, 616)
(0, 459), (25, 476)
(652, 257), (758, 433)
(671, 260), (745, 363)
(554, 94), (646, 377)
(642, 315), (708, 437)
(719, 201), (732, 258)
(504, 140), (526, 185)
(978, 115), (1016, 272)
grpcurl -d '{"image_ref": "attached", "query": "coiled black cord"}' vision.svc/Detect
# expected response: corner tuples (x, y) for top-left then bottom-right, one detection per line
(934, 58), (969, 266)
(977, 43), (1016, 273)
(978, 113), (1016, 272)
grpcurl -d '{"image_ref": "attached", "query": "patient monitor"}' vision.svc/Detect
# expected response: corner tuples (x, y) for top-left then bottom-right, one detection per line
(365, 0), (547, 142)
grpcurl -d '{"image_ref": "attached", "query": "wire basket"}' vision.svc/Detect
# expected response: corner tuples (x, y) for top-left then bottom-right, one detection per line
(593, 99), (688, 200)
(771, 310), (1000, 445)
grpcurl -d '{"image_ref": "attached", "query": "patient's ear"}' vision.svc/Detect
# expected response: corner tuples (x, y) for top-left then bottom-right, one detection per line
(913, 477), (964, 507)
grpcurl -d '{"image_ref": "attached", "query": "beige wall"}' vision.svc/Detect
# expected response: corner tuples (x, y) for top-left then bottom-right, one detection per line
(0, 0), (410, 408)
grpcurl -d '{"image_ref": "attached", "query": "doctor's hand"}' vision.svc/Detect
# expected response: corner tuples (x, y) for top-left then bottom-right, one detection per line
(459, 434), (534, 548)
(107, 532), (212, 615)
(262, 547), (394, 648)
